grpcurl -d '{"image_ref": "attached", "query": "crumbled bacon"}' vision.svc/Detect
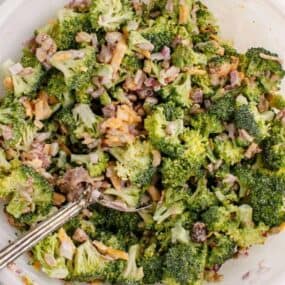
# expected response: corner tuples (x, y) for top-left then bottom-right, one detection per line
(73, 228), (89, 243)
(67, 0), (91, 11)
(58, 167), (93, 202)
(191, 222), (207, 243)
(245, 143), (262, 159)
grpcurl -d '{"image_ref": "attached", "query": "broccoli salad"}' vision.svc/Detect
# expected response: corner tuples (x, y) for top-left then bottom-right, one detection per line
(1, 0), (285, 284)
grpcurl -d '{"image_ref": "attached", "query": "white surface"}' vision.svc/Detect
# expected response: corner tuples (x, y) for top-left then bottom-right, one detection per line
(0, 0), (285, 284)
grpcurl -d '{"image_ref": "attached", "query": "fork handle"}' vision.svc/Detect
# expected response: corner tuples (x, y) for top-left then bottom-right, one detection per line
(0, 200), (85, 270)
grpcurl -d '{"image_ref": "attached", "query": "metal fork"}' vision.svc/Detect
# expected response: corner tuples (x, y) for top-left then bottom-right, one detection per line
(0, 188), (150, 270)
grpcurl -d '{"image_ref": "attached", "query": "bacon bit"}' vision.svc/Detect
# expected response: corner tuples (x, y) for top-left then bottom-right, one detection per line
(58, 228), (76, 260)
(245, 143), (262, 159)
(147, 185), (161, 202)
(179, 3), (190, 24)
(73, 228), (89, 243)
(259, 53), (282, 63)
(3, 76), (13, 91)
(223, 174), (238, 186)
(34, 92), (53, 121)
(52, 192), (66, 206)
(191, 222), (207, 243)
(93, 240), (129, 261)
(238, 129), (254, 143)
(111, 39), (128, 75)
(106, 164), (122, 191)
(0, 125), (13, 140)
(191, 89), (203, 104)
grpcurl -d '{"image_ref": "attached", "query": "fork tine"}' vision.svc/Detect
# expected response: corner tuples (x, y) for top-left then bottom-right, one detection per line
(0, 200), (84, 269)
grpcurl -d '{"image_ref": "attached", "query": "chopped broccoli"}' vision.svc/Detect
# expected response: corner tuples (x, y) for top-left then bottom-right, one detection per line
(0, 166), (53, 225)
(189, 113), (224, 136)
(209, 93), (236, 121)
(128, 31), (154, 54)
(110, 140), (155, 186)
(191, 73), (214, 96)
(90, 0), (133, 31)
(214, 138), (244, 166)
(104, 186), (142, 208)
(51, 8), (91, 50)
(195, 1), (219, 34)
(163, 243), (207, 285)
(121, 245), (144, 283)
(145, 106), (184, 158)
(3, 58), (44, 98)
(46, 72), (74, 107)
(162, 130), (208, 188)
(142, 16), (177, 52)
(159, 73), (192, 107)
(262, 121), (285, 170)
(188, 178), (218, 212)
(172, 45), (207, 69)
(49, 47), (96, 91)
(71, 150), (109, 177)
(206, 234), (236, 268)
(234, 103), (274, 140)
(33, 234), (69, 279)
(139, 255), (163, 285)
(241, 47), (285, 93)
(71, 240), (125, 282)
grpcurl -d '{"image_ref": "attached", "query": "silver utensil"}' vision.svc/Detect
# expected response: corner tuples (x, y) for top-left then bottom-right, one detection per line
(0, 188), (150, 270)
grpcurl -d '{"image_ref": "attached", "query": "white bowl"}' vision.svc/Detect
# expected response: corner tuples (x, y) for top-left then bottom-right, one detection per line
(0, 0), (285, 284)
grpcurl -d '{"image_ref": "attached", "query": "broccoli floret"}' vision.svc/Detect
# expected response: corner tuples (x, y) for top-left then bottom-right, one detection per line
(120, 54), (143, 76)
(33, 234), (69, 279)
(0, 149), (11, 171)
(162, 130), (208, 188)
(51, 8), (91, 50)
(202, 206), (239, 233)
(195, 1), (219, 34)
(206, 234), (236, 268)
(153, 187), (190, 224)
(241, 47), (285, 93)
(0, 98), (25, 125)
(110, 140), (155, 187)
(71, 150), (109, 177)
(90, 0), (133, 31)
(191, 73), (214, 96)
(209, 93), (236, 121)
(234, 103), (274, 140)
(104, 186), (142, 208)
(0, 166), (53, 225)
(248, 173), (285, 227)
(188, 178), (218, 212)
(139, 255), (163, 284)
(142, 16), (177, 52)
(49, 47), (96, 91)
(171, 222), (191, 244)
(163, 243), (207, 285)
(144, 106), (184, 158)
(3, 58), (44, 98)
(46, 72), (74, 107)
(120, 245), (144, 283)
(195, 40), (225, 60)
(268, 93), (285, 110)
(72, 103), (102, 140)
(128, 31), (154, 54)
(159, 73), (192, 107)
(189, 113), (223, 136)
(71, 240), (125, 282)
(214, 138), (244, 166)
(159, 102), (185, 121)
(90, 204), (142, 234)
(262, 121), (285, 170)
(172, 45), (207, 69)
